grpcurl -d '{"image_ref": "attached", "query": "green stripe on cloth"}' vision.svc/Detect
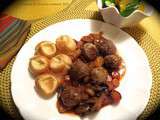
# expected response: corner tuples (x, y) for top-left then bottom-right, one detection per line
(0, 22), (30, 55)
(0, 20), (20, 39)
(0, 21), (24, 48)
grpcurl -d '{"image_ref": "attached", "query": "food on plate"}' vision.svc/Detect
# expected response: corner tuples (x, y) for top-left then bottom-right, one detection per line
(57, 32), (125, 116)
(35, 74), (59, 97)
(69, 59), (90, 83)
(29, 55), (49, 76)
(56, 35), (77, 54)
(81, 43), (98, 61)
(102, 0), (144, 17)
(28, 32), (125, 116)
(91, 67), (108, 84)
(104, 54), (122, 71)
(94, 56), (104, 67)
(49, 57), (66, 73)
(58, 85), (89, 108)
(50, 54), (72, 74)
(68, 49), (81, 61)
(35, 41), (56, 58)
(55, 54), (72, 67)
(29, 39), (73, 97)
(110, 90), (121, 104)
(94, 36), (116, 56)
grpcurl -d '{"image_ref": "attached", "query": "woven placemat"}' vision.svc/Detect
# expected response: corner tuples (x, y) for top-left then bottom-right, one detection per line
(0, 0), (160, 120)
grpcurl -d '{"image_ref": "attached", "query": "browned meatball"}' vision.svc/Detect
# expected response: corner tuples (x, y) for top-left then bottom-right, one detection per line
(81, 43), (98, 61)
(104, 55), (122, 71)
(69, 59), (90, 82)
(91, 67), (108, 84)
(94, 38), (116, 56)
(59, 85), (88, 108)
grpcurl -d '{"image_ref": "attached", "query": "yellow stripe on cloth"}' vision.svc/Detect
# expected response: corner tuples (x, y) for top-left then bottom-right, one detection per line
(0, 0), (160, 120)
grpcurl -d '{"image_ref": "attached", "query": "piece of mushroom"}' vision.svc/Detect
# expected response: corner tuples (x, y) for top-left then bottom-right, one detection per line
(81, 43), (98, 61)
(91, 67), (108, 84)
(104, 54), (122, 71)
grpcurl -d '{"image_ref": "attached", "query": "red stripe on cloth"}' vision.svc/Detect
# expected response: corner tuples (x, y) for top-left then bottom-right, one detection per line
(0, 15), (13, 22)
(0, 16), (16, 32)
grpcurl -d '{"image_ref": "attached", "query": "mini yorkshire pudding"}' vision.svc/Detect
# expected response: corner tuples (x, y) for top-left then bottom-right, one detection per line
(56, 35), (77, 54)
(35, 73), (59, 98)
(35, 41), (56, 58)
(50, 54), (72, 74)
(49, 57), (66, 73)
(29, 55), (49, 76)
(55, 54), (72, 66)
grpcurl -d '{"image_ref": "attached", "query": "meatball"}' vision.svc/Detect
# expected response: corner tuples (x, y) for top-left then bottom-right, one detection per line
(94, 38), (116, 56)
(69, 59), (90, 82)
(104, 55), (122, 71)
(81, 43), (98, 61)
(59, 85), (88, 108)
(91, 67), (108, 84)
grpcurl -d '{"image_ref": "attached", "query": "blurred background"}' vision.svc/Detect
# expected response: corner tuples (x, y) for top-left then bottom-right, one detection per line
(0, 0), (160, 120)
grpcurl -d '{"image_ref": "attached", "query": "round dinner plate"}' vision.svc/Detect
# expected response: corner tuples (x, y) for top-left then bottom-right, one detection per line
(11, 19), (152, 120)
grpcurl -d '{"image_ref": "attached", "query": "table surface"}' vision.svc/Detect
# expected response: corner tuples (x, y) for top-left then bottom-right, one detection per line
(3, 0), (160, 46)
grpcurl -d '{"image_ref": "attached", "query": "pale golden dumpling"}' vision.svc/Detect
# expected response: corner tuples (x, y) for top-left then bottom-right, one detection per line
(35, 74), (59, 97)
(49, 57), (66, 73)
(56, 35), (76, 54)
(55, 54), (72, 74)
(35, 41), (56, 58)
(29, 55), (49, 76)
(55, 54), (72, 66)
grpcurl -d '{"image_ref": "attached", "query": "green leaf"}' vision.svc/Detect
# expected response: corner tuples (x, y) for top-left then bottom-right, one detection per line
(102, 0), (115, 7)
(102, 0), (106, 5)
(110, 0), (115, 3)
(120, 0), (142, 17)
(105, 0), (115, 6)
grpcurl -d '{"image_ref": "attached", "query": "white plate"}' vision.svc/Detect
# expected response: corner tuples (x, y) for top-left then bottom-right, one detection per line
(11, 19), (152, 120)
